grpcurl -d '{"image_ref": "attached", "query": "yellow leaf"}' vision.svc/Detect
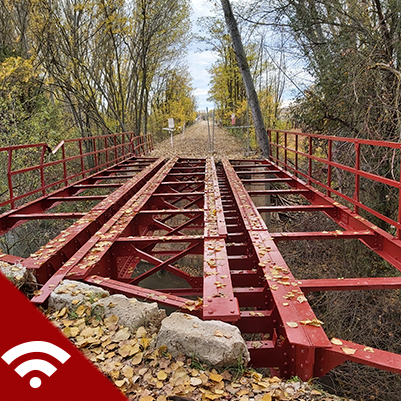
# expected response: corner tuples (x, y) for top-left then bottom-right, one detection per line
(342, 347), (357, 355)
(330, 338), (343, 346)
(209, 373), (223, 382)
(364, 346), (375, 353)
(261, 394), (272, 401)
(214, 330), (223, 337)
(104, 314), (119, 326)
(118, 344), (131, 357)
(139, 396), (154, 401)
(75, 305), (86, 316)
(81, 327), (94, 338)
(113, 328), (130, 342)
(141, 337), (151, 349)
(157, 371), (168, 381)
(62, 327), (71, 337)
(132, 352), (143, 365)
(300, 318), (323, 327)
(122, 366), (134, 378)
(286, 322), (298, 328)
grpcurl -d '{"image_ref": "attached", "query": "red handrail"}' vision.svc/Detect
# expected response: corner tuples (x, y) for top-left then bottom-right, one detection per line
(267, 129), (401, 238)
(0, 132), (153, 210)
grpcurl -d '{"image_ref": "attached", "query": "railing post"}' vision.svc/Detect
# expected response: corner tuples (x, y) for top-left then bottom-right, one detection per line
(93, 138), (98, 170)
(62, 143), (67, 186)
(327, 139), (332, 197)
(284, 132), (288, 170)
(295, 134), (299, 178)
(7, 149), (14, 209)
(267, 130), (271, 159)
(398, 145), (401, 239)
(276, 131), (279, 162)
(40, 145), (46, 195)
(104, 136), (109, 166)
(114, 135), (118, 162)
(79, 141), (85, 178)
(308, 136), (312, 185)
(354, 141), (360, 214)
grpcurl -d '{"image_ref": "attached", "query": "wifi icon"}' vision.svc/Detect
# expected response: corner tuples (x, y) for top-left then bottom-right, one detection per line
(1, 341), (71, 388)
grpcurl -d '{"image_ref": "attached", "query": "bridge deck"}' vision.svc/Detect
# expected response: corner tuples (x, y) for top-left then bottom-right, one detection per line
(2, 130), (401, 379)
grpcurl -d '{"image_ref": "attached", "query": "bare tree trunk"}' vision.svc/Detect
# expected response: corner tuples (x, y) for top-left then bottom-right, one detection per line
(220, 0), (270, 158)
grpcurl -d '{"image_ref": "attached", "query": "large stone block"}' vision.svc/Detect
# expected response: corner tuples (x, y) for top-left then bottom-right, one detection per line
(93, 294), (166, 332)
(155, 312), (250, 368)
(49, 280), (109, 311)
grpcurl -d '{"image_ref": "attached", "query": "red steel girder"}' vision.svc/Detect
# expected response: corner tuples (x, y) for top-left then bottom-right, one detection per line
(84, 275), (200, 317)
(223, 159), (331, 380)
(3, 142), (401, 381)
(202, 158), (239, 322)
(29, 158), (167, 299)
(230, 157), (401, 378)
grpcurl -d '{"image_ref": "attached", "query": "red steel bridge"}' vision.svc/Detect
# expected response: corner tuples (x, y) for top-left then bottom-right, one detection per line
(1, 129), (401, 381)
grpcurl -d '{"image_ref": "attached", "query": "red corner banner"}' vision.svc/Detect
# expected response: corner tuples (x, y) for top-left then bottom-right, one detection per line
(0, 273), (127, 401)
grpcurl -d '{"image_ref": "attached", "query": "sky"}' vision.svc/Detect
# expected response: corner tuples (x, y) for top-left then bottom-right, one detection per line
(188, 0), (217, 111)
(188, 0), (312, 111)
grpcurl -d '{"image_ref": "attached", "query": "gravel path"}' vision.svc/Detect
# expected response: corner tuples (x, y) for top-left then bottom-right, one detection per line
(150, 121), (255, 160)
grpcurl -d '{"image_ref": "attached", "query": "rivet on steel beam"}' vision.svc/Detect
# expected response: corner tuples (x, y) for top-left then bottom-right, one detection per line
(300, 364), (304, 368)
(208, 311), (213, 314)
(230, 310), (235, 313)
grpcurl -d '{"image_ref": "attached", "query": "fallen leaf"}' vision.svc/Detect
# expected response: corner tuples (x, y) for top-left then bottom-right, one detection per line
(300, 318), (324, 327)
(157, 371), (168, 381)
(286, 322), (298, 328)
(132, 352), (143, 365)
(331, 338), (343, 346)
(342, 347), (357, 355)
(209, 372), (223, 382)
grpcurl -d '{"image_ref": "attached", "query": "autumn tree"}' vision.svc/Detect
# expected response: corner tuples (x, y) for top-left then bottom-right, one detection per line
(238, 1), (401, 398)
(149, 65), (197, 139)
(219, 0), (269, 157)
(23, 0), (193, 139)
(199, 14), (279, 150)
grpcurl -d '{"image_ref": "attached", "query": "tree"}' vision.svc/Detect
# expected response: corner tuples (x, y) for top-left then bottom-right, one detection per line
(149, 65), (197, 139)
(219, 0), (270, 157)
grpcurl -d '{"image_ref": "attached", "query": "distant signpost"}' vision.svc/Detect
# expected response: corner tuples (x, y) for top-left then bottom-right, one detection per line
(163, 118), (175, 149)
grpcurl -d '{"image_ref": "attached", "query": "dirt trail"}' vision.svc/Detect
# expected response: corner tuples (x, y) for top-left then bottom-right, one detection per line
(150, 121), (255, 159)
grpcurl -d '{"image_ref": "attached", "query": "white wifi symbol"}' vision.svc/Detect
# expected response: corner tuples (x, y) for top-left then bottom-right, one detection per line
(1, 341), (71, 388)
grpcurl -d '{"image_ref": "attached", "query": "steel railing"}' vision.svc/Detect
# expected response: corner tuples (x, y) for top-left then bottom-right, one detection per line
(0, 132), (153, 210)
